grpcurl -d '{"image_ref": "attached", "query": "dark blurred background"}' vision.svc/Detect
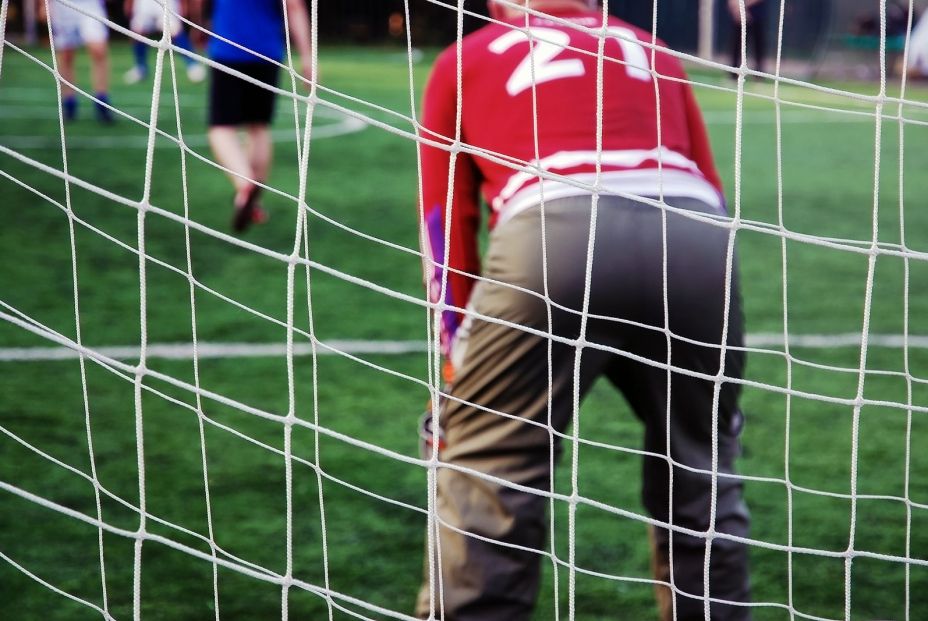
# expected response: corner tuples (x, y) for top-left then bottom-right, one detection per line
(2, 0), (905, 62)
(313, 0), (832, 57)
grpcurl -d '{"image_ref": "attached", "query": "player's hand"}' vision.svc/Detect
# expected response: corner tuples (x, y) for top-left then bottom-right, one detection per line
(442, 359), (455, 384)
(123, 0), (133, 18)
(419, 405), (446, 454)
(37, 0), (47, 23)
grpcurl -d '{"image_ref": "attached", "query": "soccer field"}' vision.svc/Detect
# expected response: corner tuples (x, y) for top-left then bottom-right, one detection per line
(2, 42), (928, 620)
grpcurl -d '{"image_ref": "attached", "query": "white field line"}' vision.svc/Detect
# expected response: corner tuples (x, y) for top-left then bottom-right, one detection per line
(0, 333), (926, 362)
(0, 340), (430, 361)
(0, 103), (921, 126)
(700, 109), (928, 125)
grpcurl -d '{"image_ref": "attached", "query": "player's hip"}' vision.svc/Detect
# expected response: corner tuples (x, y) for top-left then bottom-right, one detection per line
(50, 3), (109, 48)
(492, 163), (724, 228)
(479, 194), (742, 341)
(50, 0), (106, 23)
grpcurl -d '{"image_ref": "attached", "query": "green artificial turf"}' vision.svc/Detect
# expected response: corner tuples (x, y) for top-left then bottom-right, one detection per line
(2, 42), (928, 620)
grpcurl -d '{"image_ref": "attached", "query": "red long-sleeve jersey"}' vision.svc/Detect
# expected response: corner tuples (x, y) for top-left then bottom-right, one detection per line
(419, 8), (724, 356)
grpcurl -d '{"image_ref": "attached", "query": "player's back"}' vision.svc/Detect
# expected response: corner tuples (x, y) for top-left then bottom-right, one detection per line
(462, 16), (680, 143)
(432, 8), (711, 215)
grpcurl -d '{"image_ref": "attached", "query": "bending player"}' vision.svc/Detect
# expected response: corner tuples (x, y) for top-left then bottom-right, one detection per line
(40, 0), (114, 123)
(123, 0), (206, 84)
(416, 1), (751, 619)
(191, 0), (314, 233)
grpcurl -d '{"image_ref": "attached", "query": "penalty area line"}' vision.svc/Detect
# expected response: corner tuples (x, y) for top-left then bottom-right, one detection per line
(1, 333), (927, 362)
(0, 340), (430, 362)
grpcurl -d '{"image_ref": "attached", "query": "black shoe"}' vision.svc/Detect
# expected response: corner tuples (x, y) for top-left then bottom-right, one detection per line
(232, 185), (262, 233)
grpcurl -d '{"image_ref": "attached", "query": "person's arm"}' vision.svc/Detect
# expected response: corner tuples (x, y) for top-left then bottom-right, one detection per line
(124, 0), (134, 20)
(728, 0), (764, 21)
(187, 0), (208, 48)
(187, 0), (203, 23)
(419, 48), (481, 360)
(284, 0), (314, 84)
(727, 0), (740, 21)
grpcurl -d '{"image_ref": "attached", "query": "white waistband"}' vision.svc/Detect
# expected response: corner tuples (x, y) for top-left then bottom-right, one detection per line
(495, 168), (724, 228)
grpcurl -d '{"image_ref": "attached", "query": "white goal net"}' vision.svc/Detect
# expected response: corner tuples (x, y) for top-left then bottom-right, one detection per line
(1, 0), (928, 620)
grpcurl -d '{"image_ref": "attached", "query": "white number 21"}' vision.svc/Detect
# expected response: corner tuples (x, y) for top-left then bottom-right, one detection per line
(488, 26), (651, 97)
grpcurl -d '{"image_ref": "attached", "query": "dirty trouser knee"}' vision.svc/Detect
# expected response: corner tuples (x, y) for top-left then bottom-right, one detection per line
(413, 287), (580, 620)
(415, 198), (601, 620)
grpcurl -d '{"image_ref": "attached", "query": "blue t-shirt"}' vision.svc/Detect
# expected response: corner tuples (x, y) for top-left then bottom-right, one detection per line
(208, 0), (285, 63)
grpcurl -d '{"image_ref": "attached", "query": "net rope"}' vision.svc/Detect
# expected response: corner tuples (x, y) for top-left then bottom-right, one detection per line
(1, 0), (927, 619)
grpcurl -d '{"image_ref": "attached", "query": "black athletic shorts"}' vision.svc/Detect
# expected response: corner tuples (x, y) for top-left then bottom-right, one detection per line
(208, 61), (280, 126)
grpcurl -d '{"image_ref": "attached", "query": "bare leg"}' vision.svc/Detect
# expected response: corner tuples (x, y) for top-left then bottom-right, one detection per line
(56, 48), (76, 98)
(86, 41), (109, 94)
(209, 125), (267, 231)
(245, 124), (272, 185)
(57, 48), (78, 120)
(84, 40), (115, 123)
(208, 126), (255, 193)
(244, 124), (272, 223)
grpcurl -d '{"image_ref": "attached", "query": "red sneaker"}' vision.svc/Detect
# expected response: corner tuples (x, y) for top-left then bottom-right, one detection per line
(251, 205), (268, 224)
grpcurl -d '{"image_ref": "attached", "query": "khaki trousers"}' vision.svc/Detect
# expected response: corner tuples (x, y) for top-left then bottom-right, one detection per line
(416, 195), (751, 620)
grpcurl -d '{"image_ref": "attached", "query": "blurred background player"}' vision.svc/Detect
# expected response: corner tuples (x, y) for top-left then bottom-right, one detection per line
(123, 0), (206, 84)
(728, 0), (767, 76)
(39, 0), (114, 123)
(192, 0), (314, 233)
(907, 6), (928, 78)
(416, 0), (751, 619)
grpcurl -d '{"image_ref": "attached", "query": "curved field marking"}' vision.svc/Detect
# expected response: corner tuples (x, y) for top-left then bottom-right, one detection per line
(0, 107), (367, 150)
